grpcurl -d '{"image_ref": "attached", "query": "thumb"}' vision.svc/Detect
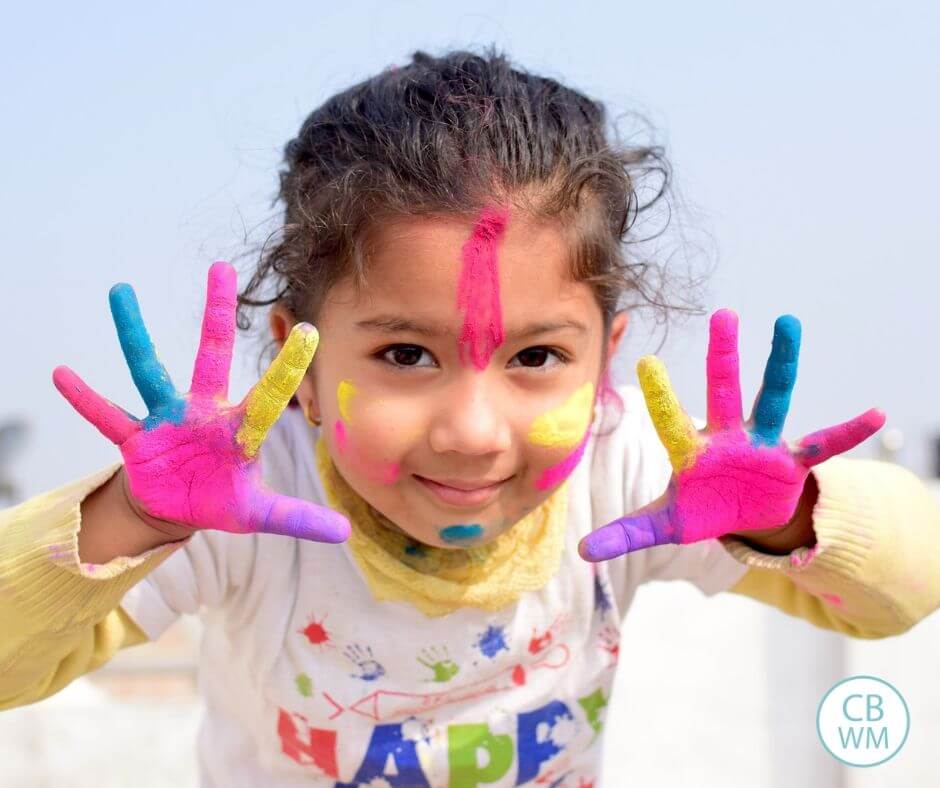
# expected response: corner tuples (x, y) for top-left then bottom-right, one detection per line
(578, 498), (677, 562)
(247, 487), (351, 543)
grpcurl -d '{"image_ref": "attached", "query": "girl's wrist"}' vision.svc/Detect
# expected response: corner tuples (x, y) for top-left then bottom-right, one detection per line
(77, 467), (192, 565)
(730, 473), (819, 555)
(118, 468), (194, 541)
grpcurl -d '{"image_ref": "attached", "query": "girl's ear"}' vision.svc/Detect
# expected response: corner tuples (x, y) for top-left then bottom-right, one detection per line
(606, 312), (628, 361)
(269, 304), (321, 422)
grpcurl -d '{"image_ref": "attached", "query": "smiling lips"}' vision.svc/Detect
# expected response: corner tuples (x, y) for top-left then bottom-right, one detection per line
(413, 474), (511, 507)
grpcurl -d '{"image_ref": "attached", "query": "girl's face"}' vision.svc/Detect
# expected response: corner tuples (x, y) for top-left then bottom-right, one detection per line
(273, 210), (627, 549)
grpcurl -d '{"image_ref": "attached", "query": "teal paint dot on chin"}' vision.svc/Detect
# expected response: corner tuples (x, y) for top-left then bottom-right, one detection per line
(439, 524), (484, 543)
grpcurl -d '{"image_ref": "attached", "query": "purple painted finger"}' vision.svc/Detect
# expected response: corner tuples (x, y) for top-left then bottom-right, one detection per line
(797, 408), (886, 467)
(706, 308), (743, 431)
(191, 261), (237, 398)
(53, 365), (138, 445)
(578, 504), (677, 562)
(248, 487), (351, 543)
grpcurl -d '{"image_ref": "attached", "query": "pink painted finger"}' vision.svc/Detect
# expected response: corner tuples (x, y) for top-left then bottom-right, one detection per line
(797, 408), (886, 467)
(52, 365), (138, 445)
(191, 261), (237, 398)
(706, 308), (743, 430)
(248, 487), (351, 543)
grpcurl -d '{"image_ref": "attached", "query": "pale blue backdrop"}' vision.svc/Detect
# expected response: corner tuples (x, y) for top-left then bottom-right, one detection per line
(1, 1), (936, 498)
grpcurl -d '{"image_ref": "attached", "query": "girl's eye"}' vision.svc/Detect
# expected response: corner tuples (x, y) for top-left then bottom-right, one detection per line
(509, 346), (569, 370)
(379, 344), (435, 368)
(376, 344), (569, 370)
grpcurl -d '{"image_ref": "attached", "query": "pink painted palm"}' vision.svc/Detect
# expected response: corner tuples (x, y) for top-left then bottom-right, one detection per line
(53, 261), (350, 543)
(578, 309), (885, 561)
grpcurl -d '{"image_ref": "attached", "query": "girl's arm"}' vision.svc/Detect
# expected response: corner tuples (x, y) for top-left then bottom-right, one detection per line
(0, 463), (186, 710)
(719, 456), (940, 639)
(582, 309), (940, 637)
(3, 261), (351, 709)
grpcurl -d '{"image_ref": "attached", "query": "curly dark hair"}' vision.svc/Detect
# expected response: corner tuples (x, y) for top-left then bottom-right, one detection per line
(236, 45), (705, 432)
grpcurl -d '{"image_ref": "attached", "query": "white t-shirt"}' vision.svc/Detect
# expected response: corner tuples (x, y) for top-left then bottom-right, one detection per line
(120, 384), (748, 787)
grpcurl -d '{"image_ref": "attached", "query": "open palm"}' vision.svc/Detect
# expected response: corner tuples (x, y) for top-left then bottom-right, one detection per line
(53, 261), (350, 543)
(579, 309), (884, 561)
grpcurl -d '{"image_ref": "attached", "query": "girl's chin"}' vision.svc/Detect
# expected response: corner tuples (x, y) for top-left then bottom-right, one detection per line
(400, 523), (501, 550)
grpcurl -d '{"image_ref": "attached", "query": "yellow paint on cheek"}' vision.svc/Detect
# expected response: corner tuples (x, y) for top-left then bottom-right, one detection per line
(337, 379), (356, 422)
(527, 381), (595, 448)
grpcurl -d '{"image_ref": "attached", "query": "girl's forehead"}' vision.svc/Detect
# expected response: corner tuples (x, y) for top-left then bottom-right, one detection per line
(357, 213), (591, 307)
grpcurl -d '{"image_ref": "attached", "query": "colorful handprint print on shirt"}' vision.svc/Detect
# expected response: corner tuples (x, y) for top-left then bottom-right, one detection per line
(344, 644), (386, 681)
(579, 309), (885, 561)
(52, 261), (350, 543)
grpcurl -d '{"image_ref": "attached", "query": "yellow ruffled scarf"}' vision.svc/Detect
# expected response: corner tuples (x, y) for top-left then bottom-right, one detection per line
(313, 435), (569, 617)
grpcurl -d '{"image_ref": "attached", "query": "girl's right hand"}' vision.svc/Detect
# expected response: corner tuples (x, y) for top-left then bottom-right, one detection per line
(53, 261), (350, 544)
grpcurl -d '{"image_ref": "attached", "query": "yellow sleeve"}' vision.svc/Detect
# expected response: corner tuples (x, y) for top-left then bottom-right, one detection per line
(0, 462), (190, 709)
(717, 457), (940, 639)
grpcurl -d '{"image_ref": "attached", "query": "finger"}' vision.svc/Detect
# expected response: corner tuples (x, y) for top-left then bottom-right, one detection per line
(637, 355), (700, 472)
(578, 506), (677, 561)
(797, 408), (886, 467)
(191, 261), (237, 399)
(109, 283), (178, 412)
(751, 314), (801, 447)
(53, 365), (139, 445)
(706, 308), (743, 431)
(236, 323), (319, 458)
(248, 486), (350, 542)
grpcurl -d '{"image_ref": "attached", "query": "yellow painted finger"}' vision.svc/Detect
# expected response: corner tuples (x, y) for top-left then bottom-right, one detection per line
(237, 323), (319, 457)
(527, 381), (595, 448)
(337, 379), (356, 422)
(637, 355), (700, 472)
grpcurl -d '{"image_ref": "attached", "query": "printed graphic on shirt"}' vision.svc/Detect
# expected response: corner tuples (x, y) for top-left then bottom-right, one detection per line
(278, 684), (608, 786)
(528, 613), (567, 655)
(299, 612), (335, 649)
(593, 571), (613, 616)
(416, 645), (460, 682)
(596, 626), (620, 668)
(344, 642), (569, 723)
(281, 552), (620, 786)
(578, 687), (609, 743)
(344, 644), (386, 681)
(295, 672), (314, 697)
(474, 623), (510, 659)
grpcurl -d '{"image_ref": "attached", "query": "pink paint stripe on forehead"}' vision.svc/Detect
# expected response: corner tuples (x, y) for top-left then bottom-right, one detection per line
(456, 206), (509, 370)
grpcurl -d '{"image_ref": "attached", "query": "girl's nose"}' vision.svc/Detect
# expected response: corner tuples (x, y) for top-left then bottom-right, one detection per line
(427, 380), (512, 456)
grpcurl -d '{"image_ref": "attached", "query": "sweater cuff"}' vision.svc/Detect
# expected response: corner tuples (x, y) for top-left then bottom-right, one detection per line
(0, 462), (190, 633)
(718, 460), (876, 576)
(718, 457), (940, 633)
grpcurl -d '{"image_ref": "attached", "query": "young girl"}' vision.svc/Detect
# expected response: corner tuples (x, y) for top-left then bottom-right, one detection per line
(2, 49), (938, 787)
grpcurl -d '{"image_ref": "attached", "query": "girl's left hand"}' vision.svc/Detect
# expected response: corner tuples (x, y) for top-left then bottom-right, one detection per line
(578, 309), (885, 561)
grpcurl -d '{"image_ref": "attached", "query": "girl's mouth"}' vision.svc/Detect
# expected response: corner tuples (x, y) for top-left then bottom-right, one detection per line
(413, 474), (512, 508)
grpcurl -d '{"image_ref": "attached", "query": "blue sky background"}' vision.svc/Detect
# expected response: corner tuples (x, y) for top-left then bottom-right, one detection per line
(1, 1), (937, 498)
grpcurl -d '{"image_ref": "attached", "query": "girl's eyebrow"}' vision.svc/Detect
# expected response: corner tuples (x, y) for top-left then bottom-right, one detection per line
(355, 315), (588, 340)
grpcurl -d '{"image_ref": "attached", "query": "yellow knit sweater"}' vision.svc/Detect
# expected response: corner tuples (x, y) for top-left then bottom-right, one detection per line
(2, 454), (939, 711)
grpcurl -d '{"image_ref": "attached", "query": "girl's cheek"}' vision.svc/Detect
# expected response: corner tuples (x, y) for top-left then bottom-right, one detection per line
(526, 381), (596, 491)
(527, 381), (595, 448)
(331, 379), (401, 486)
(532, 430), (592, 490)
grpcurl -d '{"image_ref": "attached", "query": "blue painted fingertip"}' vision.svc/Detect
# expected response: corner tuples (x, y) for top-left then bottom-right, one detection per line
(751, 314), (801, 447)
(109, 283), (184, 427)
